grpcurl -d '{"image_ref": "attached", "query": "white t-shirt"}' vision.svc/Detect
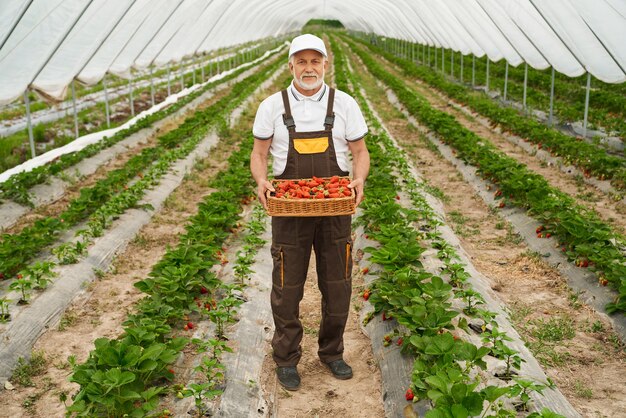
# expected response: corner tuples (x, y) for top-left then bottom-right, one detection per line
(252, 81), (368, 176)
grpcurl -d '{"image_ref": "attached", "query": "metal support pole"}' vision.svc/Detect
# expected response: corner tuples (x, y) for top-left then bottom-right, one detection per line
(472, 55), (475, 86)
(435, 47), (438, 69)
(103, 74), (110, 128)
(71, 80), (79, 138)
(441, 48), (444, 73)
(167, 63), (171, 96)
(504, 61), (509, 101)
(523, 63), (528, 109)
(149, 66), (155, 107)
(486, 58), (490, 91)
(460, 53), (464, 82)
(451, 51), (454, 77)
(427, 46), (431, 66)
(422, 44), (425, 64)
(192, 57), (196, 85)
(548, 67), (555, 126)
(201, 58), (205, 82)
(129, 75), (134, 117)
(583, 72), (591, 138)
(179, 60), (184, 90)
(24, 90), (36, 158)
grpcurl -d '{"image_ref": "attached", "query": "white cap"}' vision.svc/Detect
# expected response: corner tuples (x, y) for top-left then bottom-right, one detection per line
(288, 34), (327, 58)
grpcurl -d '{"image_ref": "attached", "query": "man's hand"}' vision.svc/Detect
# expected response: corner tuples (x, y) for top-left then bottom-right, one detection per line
(348, 178), (365, 207)
(347, 139), (369, 208)
(257, 180), (275, 210)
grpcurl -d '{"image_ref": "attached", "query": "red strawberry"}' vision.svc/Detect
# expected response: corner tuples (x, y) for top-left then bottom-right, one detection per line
(363, 290), (370, 301)
(362, 267), (369, 275)
(186, 322), (194, 330)
(396, 195), (400, 200)
(498, 202), (505, 208)
(546, 233), (551, 238)
(397, 338), (403, 346)
(599, 278), (608, 286)
(17, 274), (22, 279)
(405, 388), (414, 401)
(200, 287), (208, 295)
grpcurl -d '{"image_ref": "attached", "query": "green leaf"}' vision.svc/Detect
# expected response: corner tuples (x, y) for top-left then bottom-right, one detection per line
(451, 404), (469, 418)
(104, 368), (135, 388)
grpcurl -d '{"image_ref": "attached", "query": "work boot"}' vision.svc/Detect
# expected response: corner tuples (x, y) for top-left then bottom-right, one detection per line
(276, 366), (300, 391)
(324, 359), (353, 380)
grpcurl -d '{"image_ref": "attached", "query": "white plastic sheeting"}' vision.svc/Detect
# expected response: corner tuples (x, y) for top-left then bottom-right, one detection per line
(0, 0), (625, 106)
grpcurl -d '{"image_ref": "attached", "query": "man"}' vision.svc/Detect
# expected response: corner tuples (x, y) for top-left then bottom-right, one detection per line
(250, 33), (370, 391)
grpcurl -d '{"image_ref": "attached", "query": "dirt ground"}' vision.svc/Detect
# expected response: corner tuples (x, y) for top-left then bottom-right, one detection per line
(342, 40), (626, 418)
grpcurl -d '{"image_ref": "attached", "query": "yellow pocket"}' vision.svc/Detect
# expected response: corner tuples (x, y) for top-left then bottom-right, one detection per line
(294, 137), (329, 154)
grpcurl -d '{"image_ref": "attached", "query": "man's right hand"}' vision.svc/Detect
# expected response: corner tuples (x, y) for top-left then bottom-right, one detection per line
(257, 180), (275, 210)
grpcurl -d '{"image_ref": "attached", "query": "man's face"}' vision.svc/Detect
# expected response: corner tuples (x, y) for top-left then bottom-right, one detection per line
(289, 49), (328, 91)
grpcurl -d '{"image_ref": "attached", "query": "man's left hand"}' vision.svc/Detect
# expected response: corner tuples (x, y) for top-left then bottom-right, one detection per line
(348, 178), (365, 207)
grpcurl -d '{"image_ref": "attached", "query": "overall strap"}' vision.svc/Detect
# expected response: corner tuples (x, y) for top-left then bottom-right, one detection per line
(281, 90), (296, 133)
(324, 88), (336, 130)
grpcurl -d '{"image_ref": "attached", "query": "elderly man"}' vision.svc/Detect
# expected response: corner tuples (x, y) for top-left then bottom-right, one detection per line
(250, 33), (369, 391)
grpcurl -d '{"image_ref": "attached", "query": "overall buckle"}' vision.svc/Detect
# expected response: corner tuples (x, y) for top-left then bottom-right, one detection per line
(324, 114), (335, 128)
(282, 114), (296, 130)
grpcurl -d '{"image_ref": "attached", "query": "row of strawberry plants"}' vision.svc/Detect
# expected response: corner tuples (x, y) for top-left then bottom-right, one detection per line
(0, 46), (283, 207)
(346, 37), (626, 314)
(375, 38), (626, 137)
(352, 36), (626, 190)
(0, 57), (283, 285)
(332, 37), (563, 417)
(466, 57), (626, 137)
(65, 80), (281, 415)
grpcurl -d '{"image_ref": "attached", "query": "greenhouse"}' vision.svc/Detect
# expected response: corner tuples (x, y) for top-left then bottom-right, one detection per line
(0, 0), (625, 417)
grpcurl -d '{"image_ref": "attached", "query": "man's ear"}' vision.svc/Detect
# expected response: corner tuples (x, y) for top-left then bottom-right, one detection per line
(289, 61), (294, 72)
(324, 59), (329, 71)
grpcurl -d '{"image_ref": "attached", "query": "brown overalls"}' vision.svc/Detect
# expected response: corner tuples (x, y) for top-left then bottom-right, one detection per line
(270, 88), (353, 367)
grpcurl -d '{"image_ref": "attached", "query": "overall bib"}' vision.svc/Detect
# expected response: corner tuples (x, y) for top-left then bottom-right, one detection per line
(270, 88), (354, 367)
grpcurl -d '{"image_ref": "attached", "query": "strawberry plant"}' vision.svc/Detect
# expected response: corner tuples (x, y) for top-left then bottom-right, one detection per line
(20, 261), (57, 289)
(8, 274), (34, 304)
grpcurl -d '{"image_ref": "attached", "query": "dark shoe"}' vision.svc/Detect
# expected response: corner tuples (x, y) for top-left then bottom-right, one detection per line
(276, 366), (300, 391)
(324, 359), (353, 380)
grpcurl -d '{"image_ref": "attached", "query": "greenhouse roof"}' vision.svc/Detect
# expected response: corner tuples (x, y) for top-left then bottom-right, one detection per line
(0, 0), (624, 105)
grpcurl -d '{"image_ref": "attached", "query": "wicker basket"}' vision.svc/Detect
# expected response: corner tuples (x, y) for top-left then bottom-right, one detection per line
(266, 177), (356, 217)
